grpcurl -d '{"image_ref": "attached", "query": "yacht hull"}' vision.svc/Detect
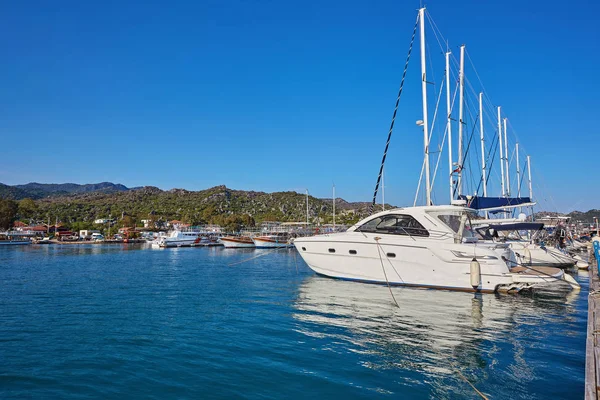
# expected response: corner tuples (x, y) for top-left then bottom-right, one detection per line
(221, 237), (255, 248)
(294, 232), (571, 293)
(253, 237), (291, 248)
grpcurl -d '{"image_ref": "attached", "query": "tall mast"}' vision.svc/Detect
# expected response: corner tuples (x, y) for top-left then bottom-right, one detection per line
(332, 184), (335, 229)
(445, 50), (453, 203)
(497, 106), (505, 196)
(457, 44), (465, 197)
(516, 143), (521, 214)
(527, 155), (533, 221)
(479, 92), (486, 198)
(516, 143), (521, 197)
(479, 92), (487, 219)
(527, 155), (533, 200)
(503, 118), (510, 196)
(419, 7), (431, 205)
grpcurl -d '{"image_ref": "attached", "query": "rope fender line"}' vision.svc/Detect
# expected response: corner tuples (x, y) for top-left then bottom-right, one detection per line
(370, 12), (420, 213)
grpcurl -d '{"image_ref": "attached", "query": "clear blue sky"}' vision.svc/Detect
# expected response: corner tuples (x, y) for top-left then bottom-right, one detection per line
(1, 0), (598, 212)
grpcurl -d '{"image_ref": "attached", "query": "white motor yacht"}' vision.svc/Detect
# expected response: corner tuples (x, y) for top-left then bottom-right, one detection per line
(293, 205), (578, 293)
(152, 230), (200, 248)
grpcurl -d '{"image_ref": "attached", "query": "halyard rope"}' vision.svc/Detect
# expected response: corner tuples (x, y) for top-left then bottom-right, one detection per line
(370, 12), (419, 212)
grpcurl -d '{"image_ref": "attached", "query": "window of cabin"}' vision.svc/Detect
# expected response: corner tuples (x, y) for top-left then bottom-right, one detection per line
(357, 214), (429, 237)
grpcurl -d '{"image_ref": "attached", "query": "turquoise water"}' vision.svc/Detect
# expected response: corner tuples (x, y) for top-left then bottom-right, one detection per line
(0, 245), (586, 399)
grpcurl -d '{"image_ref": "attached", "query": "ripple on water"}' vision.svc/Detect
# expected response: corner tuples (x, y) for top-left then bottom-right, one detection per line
(0, 245), (587, 399)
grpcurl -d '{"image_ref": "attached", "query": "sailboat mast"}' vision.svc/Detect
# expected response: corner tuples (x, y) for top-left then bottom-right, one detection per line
(527, 155), (533, 200)
(527, 155), (533, 221)
(479, 92), (487, 219)
(503, 118), (510, 196)
(479, 92), (486, 197)
(516, 143), (521, 214)
(445, 50), (453, 203)
(516, 143), (521, 197)
(457, 45), (465, 197)
(419, 7), (431, 205)
(497, 106), (505, 196)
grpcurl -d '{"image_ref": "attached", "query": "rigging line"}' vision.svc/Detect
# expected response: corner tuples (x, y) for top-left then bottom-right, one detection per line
(371, 13), (419, 211)
(431, 78), (458, 190)
(429, 70), (445, 146)
(485, 136), (500, 189)
(374, 237), (399, 308)
(453, 104), (480, 198)
(430, 120), (448, 189)
(425, 11), (448, 56)
(227, 246), (288, 266)
(414, 158), (426, 207)
(518, 160), (527, 194)
(474, 133), (499, 195)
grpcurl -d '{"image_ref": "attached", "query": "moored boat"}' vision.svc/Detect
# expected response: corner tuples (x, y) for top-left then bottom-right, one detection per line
(294, 205), (578, 293)
(0, 231), (33, 245)
(252, 233), (292, 248)
(153, 230), (200, 248)
(220, 236), (255, 248)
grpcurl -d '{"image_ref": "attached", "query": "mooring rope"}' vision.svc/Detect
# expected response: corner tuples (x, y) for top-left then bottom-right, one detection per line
(227, 246), (290, 267)
(374, 237), (400, 308)
(370, 12), (420, 212)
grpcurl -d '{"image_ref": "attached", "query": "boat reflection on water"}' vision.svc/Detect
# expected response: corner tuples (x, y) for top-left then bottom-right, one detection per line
(292, 276), (582, 397)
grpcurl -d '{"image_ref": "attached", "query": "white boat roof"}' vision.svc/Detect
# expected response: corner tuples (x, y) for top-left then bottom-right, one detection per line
(348, 205), (474, 233)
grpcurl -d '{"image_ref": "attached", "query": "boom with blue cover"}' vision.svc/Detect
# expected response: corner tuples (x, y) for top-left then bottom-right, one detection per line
(458, 195), (533, 210)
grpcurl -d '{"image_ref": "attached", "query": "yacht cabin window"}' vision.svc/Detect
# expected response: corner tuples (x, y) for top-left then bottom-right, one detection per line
(426, 210), (477, 242)
(357, 214), (429, 237)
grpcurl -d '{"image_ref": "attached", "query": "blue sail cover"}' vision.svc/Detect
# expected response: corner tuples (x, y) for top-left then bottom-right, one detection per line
(458, 196), (532, 210)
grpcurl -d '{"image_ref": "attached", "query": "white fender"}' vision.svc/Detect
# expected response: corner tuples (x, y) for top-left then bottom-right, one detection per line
(470, 258), (481, 288)
(563, 273), (581, 291)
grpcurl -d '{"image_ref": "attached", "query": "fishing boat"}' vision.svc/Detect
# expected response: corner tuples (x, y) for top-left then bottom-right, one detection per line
(252, 233), (292, 248)
(294, 8), (578, 294)
(220, 236), (255, 248)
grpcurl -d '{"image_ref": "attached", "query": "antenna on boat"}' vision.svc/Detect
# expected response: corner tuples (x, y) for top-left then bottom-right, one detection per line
(418, 7), (431, 206)
(445, 50), (453, 203)
(503, 118), (510, 196)
(479, 92), (487, 219)
(497, 106), (506, 197)
(457, 44), (465, 197)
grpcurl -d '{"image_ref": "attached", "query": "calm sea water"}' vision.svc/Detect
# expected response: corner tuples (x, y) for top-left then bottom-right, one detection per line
(0, 245), (586, 399)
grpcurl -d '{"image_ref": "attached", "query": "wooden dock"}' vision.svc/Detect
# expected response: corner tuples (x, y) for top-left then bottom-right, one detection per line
(586, 242), (600, 399)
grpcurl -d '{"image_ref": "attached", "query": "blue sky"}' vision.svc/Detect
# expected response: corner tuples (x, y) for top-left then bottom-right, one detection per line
(0, 0), (598, 212)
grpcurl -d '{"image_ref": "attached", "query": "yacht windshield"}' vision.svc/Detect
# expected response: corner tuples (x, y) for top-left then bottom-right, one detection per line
(357, 214), (429, 237)
(426, 210), (477, 242)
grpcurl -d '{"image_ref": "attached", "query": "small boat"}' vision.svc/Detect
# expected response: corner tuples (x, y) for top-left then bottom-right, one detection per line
(220, 236), (255, 248)
(253, 233), (292, 248)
